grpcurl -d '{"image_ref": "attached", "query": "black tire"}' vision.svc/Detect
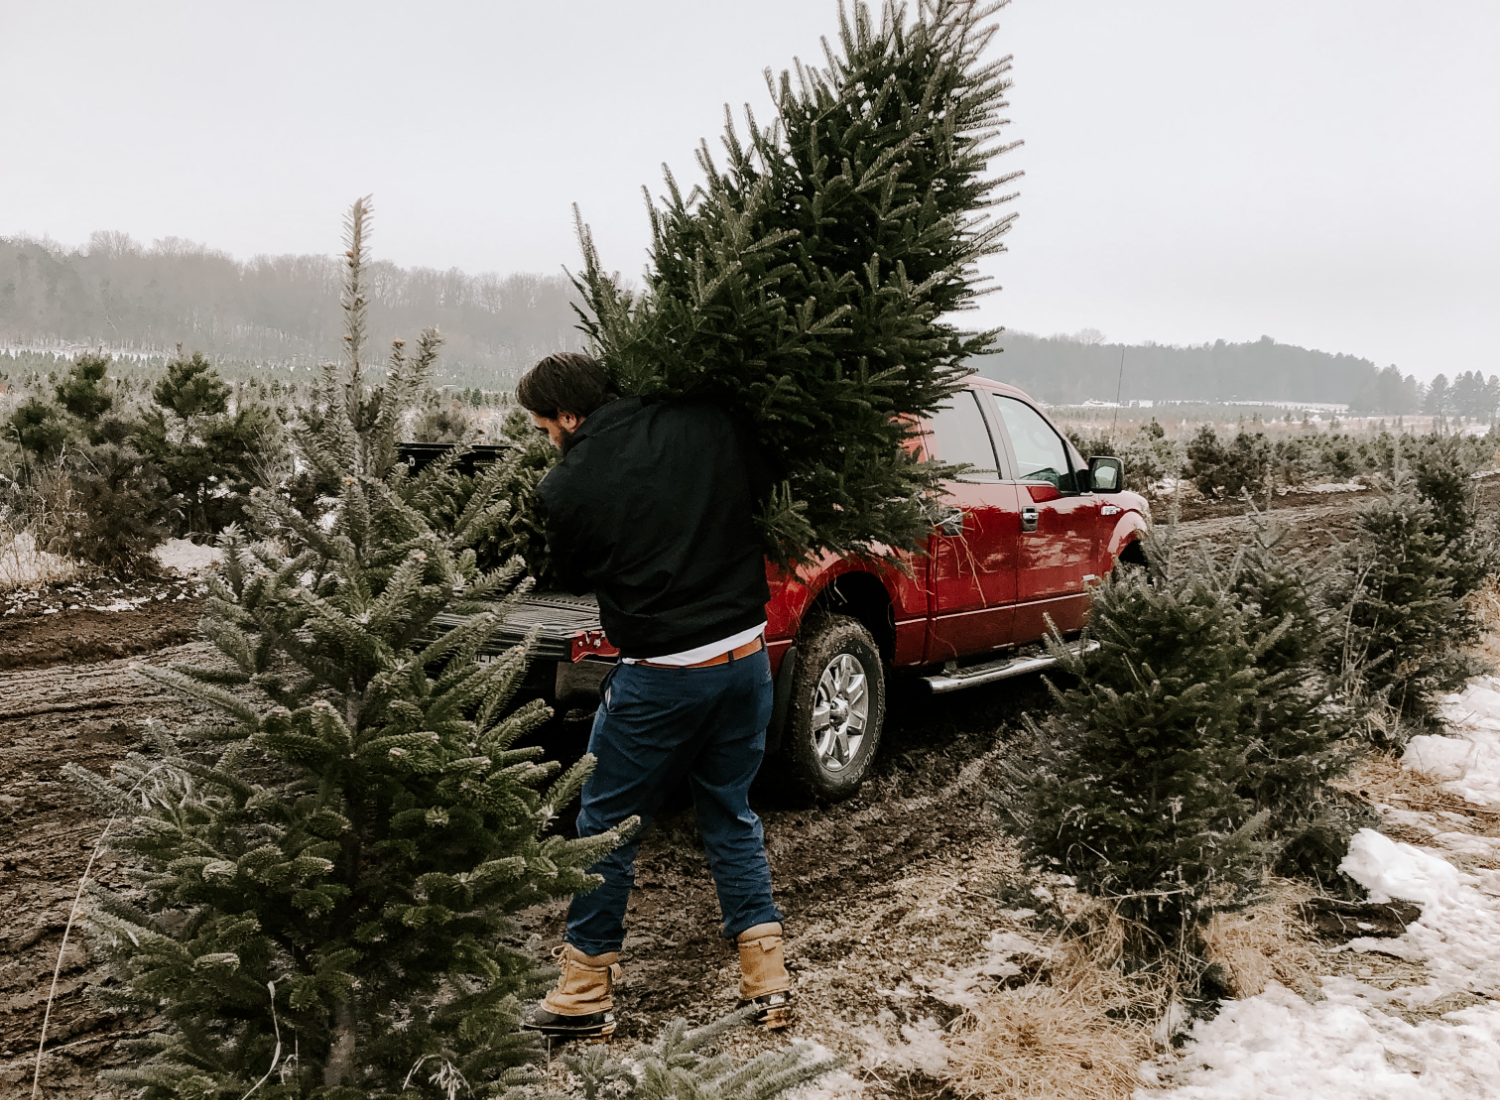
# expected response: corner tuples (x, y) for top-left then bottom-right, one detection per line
(779, 614), (886, 802)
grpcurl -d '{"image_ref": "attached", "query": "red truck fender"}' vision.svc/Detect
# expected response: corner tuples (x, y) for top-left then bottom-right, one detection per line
(1105, 509), (1150, 567)
(763, 556), (913, 754)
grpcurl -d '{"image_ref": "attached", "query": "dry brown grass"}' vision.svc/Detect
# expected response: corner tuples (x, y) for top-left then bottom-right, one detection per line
(946, 914), (1172, 1100)
(1469, 576), (1500, 669)
(1338, 751), (1444, 806)
(1200, 883), (1318, 997)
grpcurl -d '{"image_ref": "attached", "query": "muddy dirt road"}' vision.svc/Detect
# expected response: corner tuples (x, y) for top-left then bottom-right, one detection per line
(1, 481), (1492, 1094)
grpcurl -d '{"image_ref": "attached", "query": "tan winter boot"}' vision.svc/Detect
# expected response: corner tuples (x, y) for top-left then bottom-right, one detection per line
(521, 944), (623, 1041)
(737, 922), (794, 1029)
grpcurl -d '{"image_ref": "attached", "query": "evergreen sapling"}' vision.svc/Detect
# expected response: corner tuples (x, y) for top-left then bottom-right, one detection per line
(1229, 515), (1368, 882)
(1012, 527), (1271, 951)
(1328, 485), (1484, 729)
(65, 199), (636, 1097)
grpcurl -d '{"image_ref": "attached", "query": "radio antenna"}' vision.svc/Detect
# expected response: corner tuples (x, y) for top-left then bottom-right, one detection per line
(1111, 348), (1126, 440)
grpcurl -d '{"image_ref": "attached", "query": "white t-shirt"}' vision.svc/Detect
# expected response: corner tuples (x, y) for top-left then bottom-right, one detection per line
(621, 622), (766, 667)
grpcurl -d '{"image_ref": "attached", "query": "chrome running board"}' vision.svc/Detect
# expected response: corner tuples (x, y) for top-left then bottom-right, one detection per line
(921, 640), (1097, 695)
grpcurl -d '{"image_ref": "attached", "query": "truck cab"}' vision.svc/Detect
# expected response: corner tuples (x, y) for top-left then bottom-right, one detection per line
(753, 377), (1148, 798)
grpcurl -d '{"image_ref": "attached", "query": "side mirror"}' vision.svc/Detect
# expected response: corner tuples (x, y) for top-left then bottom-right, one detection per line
(1088, 456), (1124, 493)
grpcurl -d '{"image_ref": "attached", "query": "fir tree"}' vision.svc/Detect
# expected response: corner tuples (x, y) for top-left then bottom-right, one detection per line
(152, 348), (232, 420)
(1328, 485), (1486, 729)
(6, 396), (67, 459)
(1013, 528), (1269, 950)
(409, 406), (560, 585)
(66, 200), (636, 1098)
(1230, 516), (1367, 881)
(43, 442), (173, 574)
(1407, 434), (1500, 598)
(573, 0), (1019, 564)
(55, 350), (115, 423)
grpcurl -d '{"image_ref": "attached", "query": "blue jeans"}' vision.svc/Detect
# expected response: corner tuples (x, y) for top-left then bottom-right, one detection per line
(565, 648), (784, 956)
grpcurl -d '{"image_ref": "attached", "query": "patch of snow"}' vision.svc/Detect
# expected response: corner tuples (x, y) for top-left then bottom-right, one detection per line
(1281, 481), (1367, 495)
(1338, 830), (1500, 1002)
(88, 595), (154, 612)
(1339, 830), (1471, 907)
(1141, 981), (1500, 1099)
(906, 929), (1050, 1011)
(0, 530), (77, 589)
(787, 1042), (865, 1100)
(1143, 673), (1500, 1098)
(153, 538), (222, 576)
(854, 1011), (950, 1076)
(1405, 677), (1500, 806)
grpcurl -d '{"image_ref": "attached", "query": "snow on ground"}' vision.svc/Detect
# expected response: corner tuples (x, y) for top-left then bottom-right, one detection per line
(1143, 676), (1500, 1099)
(1288, 481), (1367, 494)
(0, 530), (77, 589)
(152, 537), (223, 576)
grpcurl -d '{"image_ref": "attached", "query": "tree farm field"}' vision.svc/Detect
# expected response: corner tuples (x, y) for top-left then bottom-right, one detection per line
(5, 477), (1496, 1097)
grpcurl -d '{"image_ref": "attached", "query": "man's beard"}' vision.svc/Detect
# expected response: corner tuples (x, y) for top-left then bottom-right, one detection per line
(559, 426), (580, 454)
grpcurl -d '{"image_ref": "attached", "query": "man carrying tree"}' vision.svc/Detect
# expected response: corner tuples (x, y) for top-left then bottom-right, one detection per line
(517, 352), (794, 1040)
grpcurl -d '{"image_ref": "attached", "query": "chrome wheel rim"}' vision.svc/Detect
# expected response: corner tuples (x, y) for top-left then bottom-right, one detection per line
(810, 653), (870, 773)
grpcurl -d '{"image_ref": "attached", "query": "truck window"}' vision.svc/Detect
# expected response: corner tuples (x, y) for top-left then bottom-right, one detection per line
(925, 390), (1001, 480)
(992, 395), (1075, 490)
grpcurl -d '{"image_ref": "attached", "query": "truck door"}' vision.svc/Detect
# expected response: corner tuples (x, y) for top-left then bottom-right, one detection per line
(922, 389), (1019, 663)
(988, 393), (1100, 639)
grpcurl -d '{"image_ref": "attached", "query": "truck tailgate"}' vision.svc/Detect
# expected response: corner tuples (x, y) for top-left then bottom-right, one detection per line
(435, 591), (607, 662)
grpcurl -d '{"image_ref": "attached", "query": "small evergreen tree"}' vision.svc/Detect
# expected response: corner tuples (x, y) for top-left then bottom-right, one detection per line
(574, 0), (1018, 564)
(1013, 528), (1269, 950)
(66, 200), (636, 1097)
(1230, 517), (1367, 881)
(55, 350), (115, 423)
(153, 347), (232, 420)
(1327, 486), (1483, 729)
(43, 442), (172, 574)
(136, 349), (283, 535)
(1185, 427), (1271, 497)
(6, 396), (68, 459)
(1407, 434), (1500, 598)
(561, 1012), (840, 1100)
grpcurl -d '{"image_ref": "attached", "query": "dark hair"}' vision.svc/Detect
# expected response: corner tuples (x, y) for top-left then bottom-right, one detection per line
(516, 353), (617, 419)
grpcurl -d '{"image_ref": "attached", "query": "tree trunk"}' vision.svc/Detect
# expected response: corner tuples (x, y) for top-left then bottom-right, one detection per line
(323, 998), (357, 1088)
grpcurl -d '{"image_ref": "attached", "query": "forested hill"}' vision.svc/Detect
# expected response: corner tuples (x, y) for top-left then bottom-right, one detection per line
(0, 233), (581, 386)
(2, 233), (1480, 413)
(971, 332), (1426, 413)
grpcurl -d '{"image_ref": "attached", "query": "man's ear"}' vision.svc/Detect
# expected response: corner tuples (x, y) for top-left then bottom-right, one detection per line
(558, 411), (583, 432)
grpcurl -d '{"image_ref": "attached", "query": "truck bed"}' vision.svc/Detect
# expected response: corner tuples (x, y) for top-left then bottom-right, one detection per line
(436, 591), (605, 662)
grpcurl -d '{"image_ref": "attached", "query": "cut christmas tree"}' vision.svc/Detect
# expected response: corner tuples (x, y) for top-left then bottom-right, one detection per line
(573, 0), (1019, 564)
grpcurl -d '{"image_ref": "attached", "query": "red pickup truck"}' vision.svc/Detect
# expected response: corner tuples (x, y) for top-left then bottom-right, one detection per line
(424, 377), (1149, 801)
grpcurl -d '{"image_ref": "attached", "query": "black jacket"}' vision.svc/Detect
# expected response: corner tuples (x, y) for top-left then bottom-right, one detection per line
(537, 397), (772, 659)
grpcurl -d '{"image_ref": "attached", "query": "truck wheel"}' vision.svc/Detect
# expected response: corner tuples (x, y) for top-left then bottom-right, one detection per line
(781, 614), (886, 802)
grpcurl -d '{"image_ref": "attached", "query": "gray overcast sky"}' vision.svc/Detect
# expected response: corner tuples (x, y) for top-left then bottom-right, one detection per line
(2, 0), (1496, 381)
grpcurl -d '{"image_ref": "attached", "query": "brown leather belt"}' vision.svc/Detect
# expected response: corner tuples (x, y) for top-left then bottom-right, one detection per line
(638, 636), (765, 669)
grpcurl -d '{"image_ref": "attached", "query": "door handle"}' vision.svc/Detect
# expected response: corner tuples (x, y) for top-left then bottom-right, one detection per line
(1021, 506), (1039, 533)
(1101, 505), (1121, 516)
(937, 507), (964, 537)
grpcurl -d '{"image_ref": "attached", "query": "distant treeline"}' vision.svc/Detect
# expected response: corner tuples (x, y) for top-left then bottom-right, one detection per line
(0, 232), (582, 387)
(5, 234), (1496, 415)
(974, 332), (1498, 417)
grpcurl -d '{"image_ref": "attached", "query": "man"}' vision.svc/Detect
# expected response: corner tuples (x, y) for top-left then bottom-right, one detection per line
(515, 352), (792, 1041)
